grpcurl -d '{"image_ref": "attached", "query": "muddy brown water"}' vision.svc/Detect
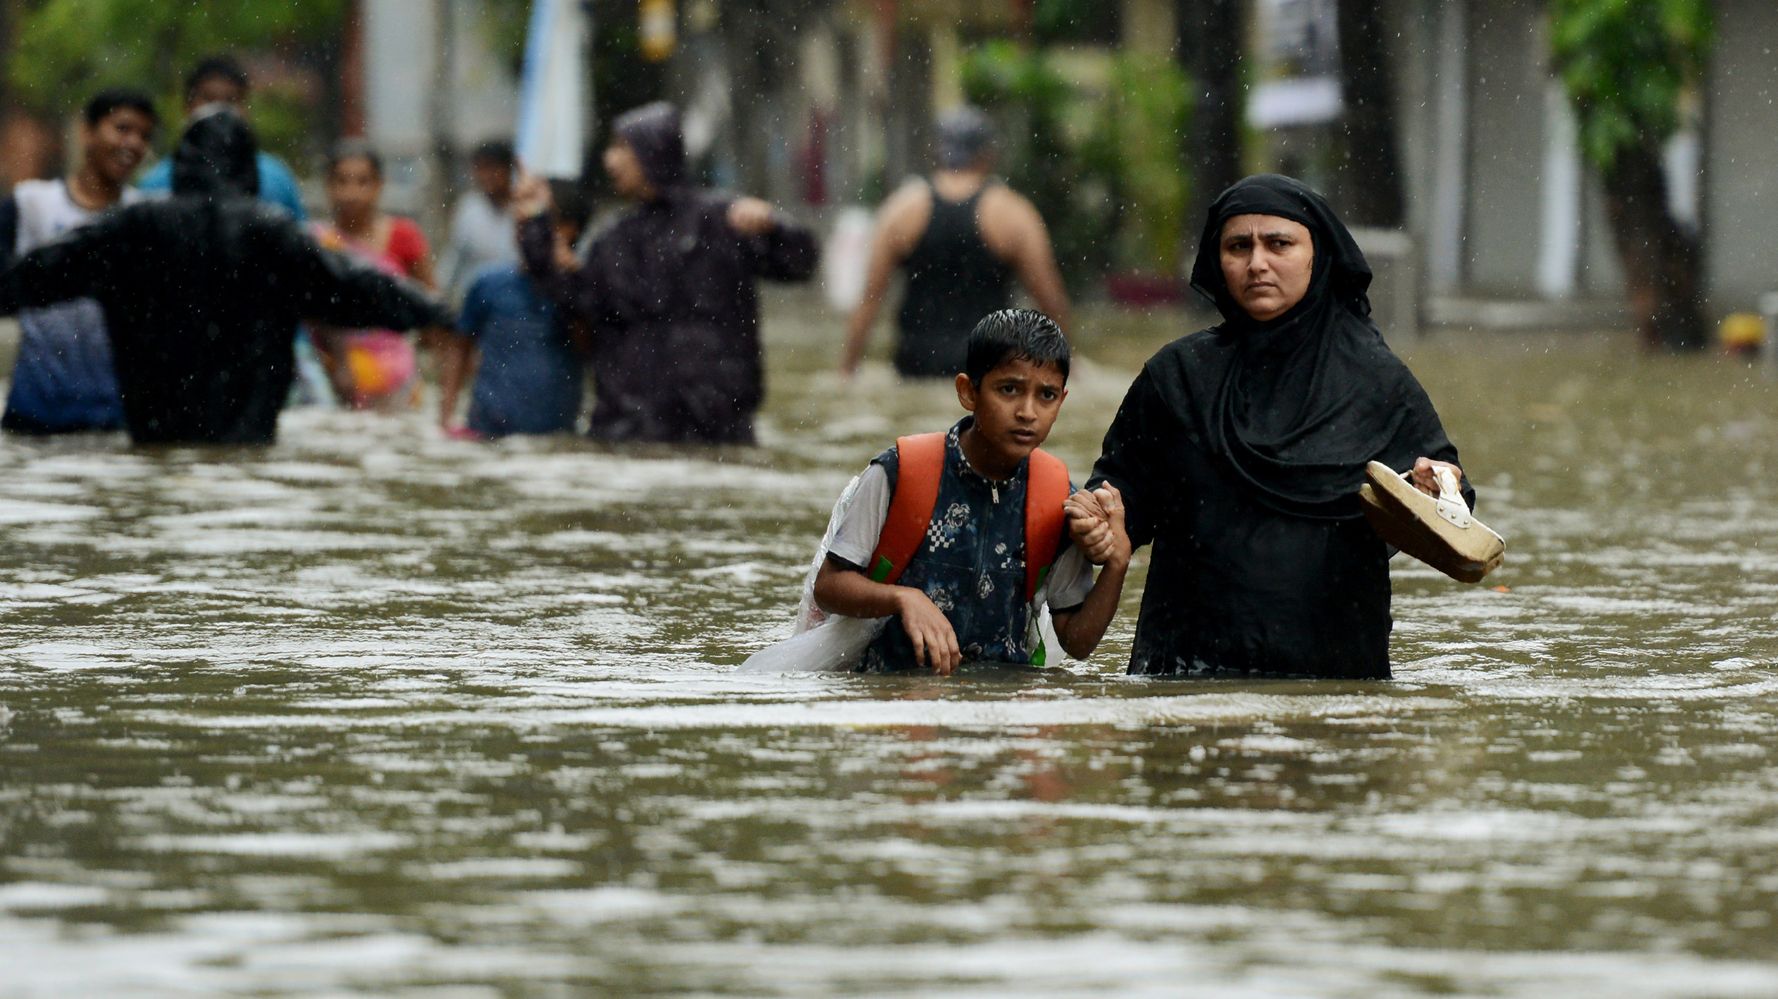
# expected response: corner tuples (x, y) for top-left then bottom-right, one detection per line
(2, 298), (1776, 996)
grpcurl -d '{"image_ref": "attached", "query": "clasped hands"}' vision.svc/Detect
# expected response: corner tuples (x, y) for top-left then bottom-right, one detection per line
(1065, 483), (1131, 570)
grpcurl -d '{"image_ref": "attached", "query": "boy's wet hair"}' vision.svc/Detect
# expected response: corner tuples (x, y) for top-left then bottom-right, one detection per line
(549, 179), (592, 234)
(326, 139), (383, 179)
(184, 55), (250, 101)
(965, 309), (1070, 385)
(84, 88), (158, 129)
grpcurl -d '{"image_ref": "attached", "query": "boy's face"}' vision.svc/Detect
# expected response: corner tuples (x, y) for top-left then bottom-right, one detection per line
(472, 158), (512, 200)
(186, 76), (246, 115)
(954, 356), (1068, 466)
(83, 108), (155, 186)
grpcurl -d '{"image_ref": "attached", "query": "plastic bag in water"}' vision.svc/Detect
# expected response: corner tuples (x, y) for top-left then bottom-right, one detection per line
(738, 613), (886, 673)
(740, 470), (888, 672)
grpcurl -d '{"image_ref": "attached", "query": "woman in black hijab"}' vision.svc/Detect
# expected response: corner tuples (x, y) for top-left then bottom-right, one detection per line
(1078, 174), (1470, 678)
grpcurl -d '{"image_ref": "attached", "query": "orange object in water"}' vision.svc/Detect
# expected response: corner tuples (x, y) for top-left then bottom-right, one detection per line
(339, 331), (417, 409)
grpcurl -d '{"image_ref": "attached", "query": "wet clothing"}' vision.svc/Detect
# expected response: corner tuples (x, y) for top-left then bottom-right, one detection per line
(0, 111), (449, 445)
(894, 178), (1014, 377)
(309, 219), (430, 409)
(457, 263), (581, 436)
(0, 180), (141, 433)
(140, 122), (333, 407)
(1089, 174), (1471, 679)
(138, 150), (306, 220)
(826, 418), (1093, 671)
(518, 102), (816, 444)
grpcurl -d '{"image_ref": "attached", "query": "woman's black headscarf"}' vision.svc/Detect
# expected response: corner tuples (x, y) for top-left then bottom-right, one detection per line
(1166, 174), (1455, 519)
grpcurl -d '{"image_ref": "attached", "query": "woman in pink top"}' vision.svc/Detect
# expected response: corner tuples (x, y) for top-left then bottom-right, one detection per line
(310, 141), (437, 409)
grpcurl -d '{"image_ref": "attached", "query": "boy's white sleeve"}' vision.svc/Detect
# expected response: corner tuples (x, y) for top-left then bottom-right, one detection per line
(824, 464), (892, 570)
(1042, 544), (1096, 613)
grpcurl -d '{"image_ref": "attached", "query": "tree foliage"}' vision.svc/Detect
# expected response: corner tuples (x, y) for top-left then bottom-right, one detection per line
(1550, 0), (1712, 169)
(1550, 0), (1713, 351)
(7, 0), (346, 155)
(964, 42), (1190, 284)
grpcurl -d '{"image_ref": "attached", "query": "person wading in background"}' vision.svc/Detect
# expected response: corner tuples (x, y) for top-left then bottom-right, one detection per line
(515, 101), (817, 445)
(0, 88), (157, 434)
(0, 108), (449, 445)
(439, 140), (521, 307)
(839, 105), (1073, 380)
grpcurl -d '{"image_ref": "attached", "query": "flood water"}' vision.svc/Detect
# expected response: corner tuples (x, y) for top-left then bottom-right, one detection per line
(3, 297), (1777, 996)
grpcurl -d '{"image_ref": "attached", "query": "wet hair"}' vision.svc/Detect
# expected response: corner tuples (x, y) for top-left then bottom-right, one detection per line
(936, 105), (994, 170)
(83, 88), (158, 128)
(471, 140), (516, 168)
(326, 140), (383, 180)
(184, 55), (250, 102)
(549, 179), (592, 234)
(171, 107), (259, 198)
(965, 309), (1071, 385)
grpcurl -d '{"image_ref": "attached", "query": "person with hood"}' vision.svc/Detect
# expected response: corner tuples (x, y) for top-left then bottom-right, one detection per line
(514, 101), (817, 445)
(0, 108), (450, 446)
(838, 105), (1072, 379)
(1067, 175), (1472, 679)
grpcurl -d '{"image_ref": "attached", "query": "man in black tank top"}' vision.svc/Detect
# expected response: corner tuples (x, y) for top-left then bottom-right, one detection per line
(840, 107), (1072, 379)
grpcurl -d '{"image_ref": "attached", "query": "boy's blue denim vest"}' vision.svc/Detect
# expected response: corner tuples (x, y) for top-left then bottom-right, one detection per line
(859, 418), (1038, 671)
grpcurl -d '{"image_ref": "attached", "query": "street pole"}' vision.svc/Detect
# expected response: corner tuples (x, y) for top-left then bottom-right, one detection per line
(427, 0), (456, 236)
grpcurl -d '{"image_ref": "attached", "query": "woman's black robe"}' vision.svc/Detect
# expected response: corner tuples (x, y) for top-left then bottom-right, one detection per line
(1089, 175), (1471, 679)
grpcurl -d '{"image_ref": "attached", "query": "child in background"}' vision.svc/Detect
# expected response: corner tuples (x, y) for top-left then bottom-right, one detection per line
(438, 140), (520, 307)
(310, 141), (437, 410)
(807, 309), (1130, 674)
(439, 180), (590, 438)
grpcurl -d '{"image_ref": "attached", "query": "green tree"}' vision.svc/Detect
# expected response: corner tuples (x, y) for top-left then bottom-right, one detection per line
(1551, 0), (1712, 351)
(6, 0), (346, 159)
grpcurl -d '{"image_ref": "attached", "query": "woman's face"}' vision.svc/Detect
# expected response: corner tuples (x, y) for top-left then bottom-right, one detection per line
(325, 156), (383, 219)
(1218, 213), (1314, 322)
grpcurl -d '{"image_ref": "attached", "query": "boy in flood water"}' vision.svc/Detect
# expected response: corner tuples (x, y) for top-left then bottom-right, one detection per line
(810, 309), (1130, 674)
(438, 180), (591, 438)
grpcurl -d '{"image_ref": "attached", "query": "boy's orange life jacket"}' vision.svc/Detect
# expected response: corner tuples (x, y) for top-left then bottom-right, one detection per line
(865, 432), (1070, 603)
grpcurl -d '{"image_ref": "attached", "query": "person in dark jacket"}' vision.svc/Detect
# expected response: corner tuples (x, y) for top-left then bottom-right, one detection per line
(513, 101), (817, 445)
(0, 107), (450, 446)
(1068, 175), (1472, 679)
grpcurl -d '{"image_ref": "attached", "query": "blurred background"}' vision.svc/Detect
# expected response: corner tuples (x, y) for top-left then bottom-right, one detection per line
(0, 0), (1765, 350)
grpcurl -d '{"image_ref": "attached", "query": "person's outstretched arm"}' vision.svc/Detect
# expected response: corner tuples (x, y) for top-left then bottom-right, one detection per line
(729, 197), (819, 282)
(0, 212), (126, 315)
(279, 220), (451, 332)
(994, 190), (1073, 335)
(839, 185), (923, 378)
(438, 274), (492, 429)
